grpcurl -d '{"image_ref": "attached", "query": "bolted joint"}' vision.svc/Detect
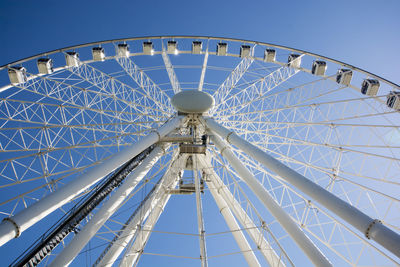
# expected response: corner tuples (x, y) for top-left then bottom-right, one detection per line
(219, 206), (227, 214)
(151, 130), (162, 142)
(226, 131), (234, 144)
(2, 217), (20, 238)
(261, 220), (267, 230)
(365, 219), (382, 239)
(219, 145), (228, 156)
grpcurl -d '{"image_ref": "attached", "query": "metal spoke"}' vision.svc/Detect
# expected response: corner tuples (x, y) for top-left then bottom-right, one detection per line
(161, 44), (182, 94)
(198, 48), (209, 91)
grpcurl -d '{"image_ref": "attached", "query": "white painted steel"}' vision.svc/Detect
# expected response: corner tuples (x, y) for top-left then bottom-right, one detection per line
(199, 155), (286, 267)
(210, 56), (254, 114)
(211, 60), (300, 117)
(0, 116), (184, 247)
(115, 55), (173, 113)
(161, 50), (181, 94)
(204, 159), (261, 267)
(193, 155), (208, 267)
(198, 50), (208, 91)
(118, 158), (184, 267)
(96, 153), (187, 267)
(208, 133), (332, 267)
(49, 145), (167, 267)
(204, 117), (400, 259)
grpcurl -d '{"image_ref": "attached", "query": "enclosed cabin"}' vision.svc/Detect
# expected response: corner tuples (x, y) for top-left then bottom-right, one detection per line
(288, 54), (301, 68)
(117, 43), (130, 58)
(8, 67), (27, 84)
(37, 58), (54, 74)
(336, 69), (352, 86)
(192, 41), (202, 54)
(311, 60), (327, 76)
(264, 49), (276, 62)
(216, 42), (228, 56)
(361, 79), (380, 96)
(240, 45), (251, 58)
(387, 91), (400, 110)
(92, 47), (105, 61)
(143, 41), (154, 55)
(167, 41), (178, 54)
(65, 52), (79, 67)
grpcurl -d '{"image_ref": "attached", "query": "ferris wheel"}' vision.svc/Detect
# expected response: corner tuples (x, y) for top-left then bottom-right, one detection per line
(0, 36), (399, 266)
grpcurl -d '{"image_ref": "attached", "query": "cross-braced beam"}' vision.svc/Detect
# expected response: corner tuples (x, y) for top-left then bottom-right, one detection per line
(115, 56), (173, 113)
(49, 144), (169, 266)
(161, 49), (181, 94)
(204, 117), (400, 259)
(193, 155), (208, 267)
(198, 155), (261, 266)
(210, 56), (254, 114)
(207, 132), (331, 266)
(94, 152), (187, 267)
(198, 50), (208, 91)
(0, 116), (184, 247)
(118, 155), (186, 267)
(198, 155), (287, 267)
(212, 60), (301, 117)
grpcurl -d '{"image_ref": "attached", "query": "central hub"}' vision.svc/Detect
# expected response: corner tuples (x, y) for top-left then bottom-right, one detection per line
(171, 90), (214, 114)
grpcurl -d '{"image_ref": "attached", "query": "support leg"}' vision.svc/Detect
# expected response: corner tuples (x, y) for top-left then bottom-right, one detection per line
(204, 117), (400, 259)
(118, 158), (184, 267)
(207, 133), (331, 266)
(95, 153), (187, 267)
(194, 155), (208, 267)
(199, 155), (287, 267)
(49, 145), (168, 267)
(0, 116), (184, 247)
(202, 157), (261, 267)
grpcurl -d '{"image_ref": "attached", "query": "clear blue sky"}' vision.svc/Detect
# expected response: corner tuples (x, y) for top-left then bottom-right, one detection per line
(1, 0), (399, 85)
(0, 1), (399, 266)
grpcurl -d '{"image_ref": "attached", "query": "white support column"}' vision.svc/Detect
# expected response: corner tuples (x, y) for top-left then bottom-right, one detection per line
(193, 155), (208, 267)
(205, 117), (400, 259)
(202, 160), (261, 267)
(119, 163), (183, 267)
(49, 145), (168, 267)
(205, 135), (331, 266)
(96, 153), (187, 267)
(199, 155), (286, 267)
(0, 116), (184, 247)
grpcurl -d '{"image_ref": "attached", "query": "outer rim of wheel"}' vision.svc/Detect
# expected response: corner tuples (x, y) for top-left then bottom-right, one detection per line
(1, 35), (399, 90)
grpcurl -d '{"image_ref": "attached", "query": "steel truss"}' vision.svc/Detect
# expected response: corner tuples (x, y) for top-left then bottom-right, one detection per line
(0, 36), (399, 267)
(12, 145), (155, 267)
